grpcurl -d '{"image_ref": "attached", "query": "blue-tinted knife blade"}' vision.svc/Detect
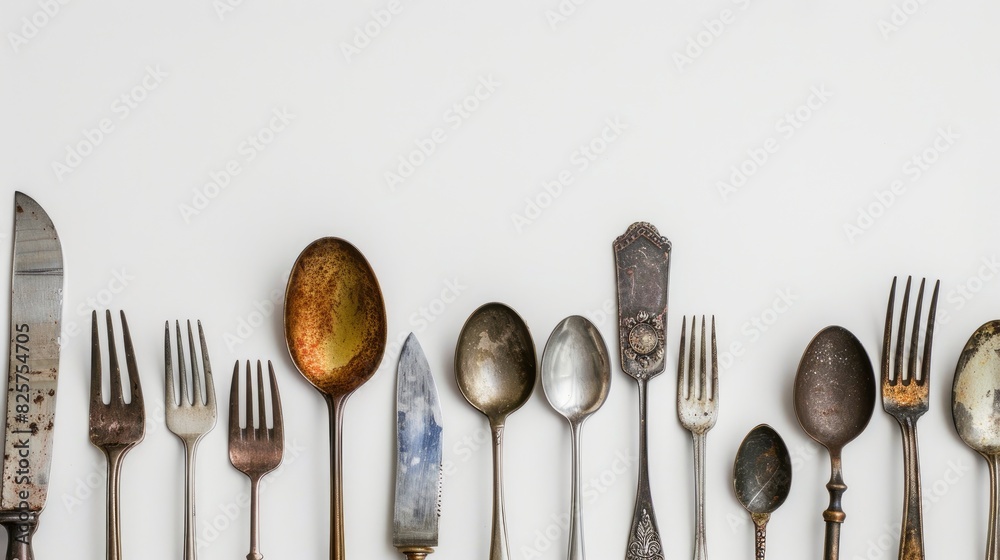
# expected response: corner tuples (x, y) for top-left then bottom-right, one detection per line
(393, 333), (443, 559)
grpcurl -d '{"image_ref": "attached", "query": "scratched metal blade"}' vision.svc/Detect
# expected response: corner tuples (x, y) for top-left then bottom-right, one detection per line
(393, 333), (443, 549)
(0, 192), (63, 512)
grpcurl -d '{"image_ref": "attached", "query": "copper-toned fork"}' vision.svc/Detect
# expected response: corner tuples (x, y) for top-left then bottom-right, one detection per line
(229, 360), (284, 560)
(89, 310), (145, 560)
(881, 276), (939, 560)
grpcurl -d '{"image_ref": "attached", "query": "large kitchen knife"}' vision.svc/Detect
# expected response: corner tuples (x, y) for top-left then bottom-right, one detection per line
(393, 333), (443, 560)
(0, 192), (63, 560)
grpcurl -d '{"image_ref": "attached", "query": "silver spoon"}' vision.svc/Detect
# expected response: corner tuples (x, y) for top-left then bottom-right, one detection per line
(456, 303), (536, 560)
(541, 316), (611, 560)
(953, 320), (1000, 560)
(793, 326), (875, 560)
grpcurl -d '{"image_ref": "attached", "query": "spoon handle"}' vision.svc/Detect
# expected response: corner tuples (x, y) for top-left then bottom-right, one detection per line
(626, 380), (663, 560)
(987, 454), (1000, 560)
(823, 452), (846, 560)
(328, 395), (347, 560)
(750, 513), (769, 560)
(568, 422), (585, 560)
(489, 422), (510, 560)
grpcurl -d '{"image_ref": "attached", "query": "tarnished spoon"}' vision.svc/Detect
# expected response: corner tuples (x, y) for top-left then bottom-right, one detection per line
(541, 316), (611, 560)
(953, 320), (1000, 560)
(456, 303), (536, 560)
(733, 424), (792, 560)
(284, 237), (387, 560)
(793, 326), (875, 560)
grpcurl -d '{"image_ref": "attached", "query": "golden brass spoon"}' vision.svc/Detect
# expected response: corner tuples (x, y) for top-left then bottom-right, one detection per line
(284, 237), (387, 560)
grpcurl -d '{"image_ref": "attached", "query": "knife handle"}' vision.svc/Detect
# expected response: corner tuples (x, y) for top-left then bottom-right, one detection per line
(0, 511), (37, 560)
(398, 546), (433, 560)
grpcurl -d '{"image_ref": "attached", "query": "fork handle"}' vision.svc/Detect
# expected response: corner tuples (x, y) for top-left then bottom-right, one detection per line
(0, 511), (37, 560)
(692, 431), (708, 560)
(897, 418), (924, 560)
(106, 446), (129, 560)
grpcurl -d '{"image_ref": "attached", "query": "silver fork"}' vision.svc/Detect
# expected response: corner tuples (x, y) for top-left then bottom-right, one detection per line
(677, 316), (718, 560)
(165, 320), (217, 560)
(229, 360), (284, 560)
(881, 276), (939, 560)
(89, 310), (145, 560)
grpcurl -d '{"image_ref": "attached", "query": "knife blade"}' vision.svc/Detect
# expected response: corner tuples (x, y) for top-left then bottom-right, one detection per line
(0, 192), (63, 560)
(393, 333), (443, 560)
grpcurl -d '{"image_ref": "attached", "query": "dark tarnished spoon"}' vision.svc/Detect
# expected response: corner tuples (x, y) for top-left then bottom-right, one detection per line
(953, 320), (1000, 560)
(284, 237), (387, 560)
(455, 303), (536, 560)
(733, 424), (792, 560)
(793, 326), (875, 560)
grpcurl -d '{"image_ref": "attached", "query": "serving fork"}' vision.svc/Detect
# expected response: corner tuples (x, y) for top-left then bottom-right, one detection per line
(677, 316), (718, 560)
(881, 276), (939, 560)
(165, 320), (217, 560)
(89, 311), (145, 560)
(229, 360), (284, 560)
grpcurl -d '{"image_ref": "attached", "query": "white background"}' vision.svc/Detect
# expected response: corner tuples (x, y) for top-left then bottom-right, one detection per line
(2, 1), (1000, 559)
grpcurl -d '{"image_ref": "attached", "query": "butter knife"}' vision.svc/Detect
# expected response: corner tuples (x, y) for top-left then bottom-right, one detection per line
(614, 222), (670, 560)
(0, 192), (64, 560)
(394, 333), (443, 560)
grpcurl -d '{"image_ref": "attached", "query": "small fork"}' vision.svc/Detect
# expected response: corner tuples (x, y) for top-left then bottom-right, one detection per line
(165, 320), (217, 560)
(881, 276), (939, 560)
(89, 310), (145, 560)
(677, 316), (718, 560)
(229, 360), (284, 560)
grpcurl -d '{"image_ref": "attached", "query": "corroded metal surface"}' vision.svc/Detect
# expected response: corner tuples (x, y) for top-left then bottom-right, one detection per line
(734, 424), (792, 560)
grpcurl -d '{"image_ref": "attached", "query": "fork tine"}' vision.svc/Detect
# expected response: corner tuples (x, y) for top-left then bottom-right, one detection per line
(256, 361), (267, 435)
(165, 321), (176, 407)
(188, 320), (203, 407)
(120, 311), (143, 408)
(91, 311), (103, 408)
(698, 315), (707, 400)
(921, 280), (940, 386)
(198, 320), (216, 409)
(175, 321), (189, 406)
(268, 361), (283, 444)
(881, 277), (896, 387)
(245, 360), (254, 436)
(688, 316), (697, 400)
(710, 316), (718, 402)
(895, 277), (911, 384)
(908, 278), (926, 384)
(229, 361), (240, 438)
(677, 316), (688, 400)
(106, 310), (124, 405)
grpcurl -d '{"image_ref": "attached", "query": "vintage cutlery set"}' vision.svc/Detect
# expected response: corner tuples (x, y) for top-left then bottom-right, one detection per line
(3, 194), (999, 560)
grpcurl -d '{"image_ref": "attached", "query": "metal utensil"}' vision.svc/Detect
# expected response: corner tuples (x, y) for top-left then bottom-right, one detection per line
(676, 316), (718, 560)
(613, 222), (670, 560)
(881, 276), (938, 560)
(540, 316), (611, 560)
(284, 237), (387, 560)
(455, 302), (536, 560)
(89, 311), (145, 560)
(733, 424), (792, 560)
(228, 360), (283, 560)
(0, 192), (64, 560)
(394, 334), (443, 560)
(793, 326), (875, 560)
(165, 320), (218, 560)
(953, 320), (1000, 560)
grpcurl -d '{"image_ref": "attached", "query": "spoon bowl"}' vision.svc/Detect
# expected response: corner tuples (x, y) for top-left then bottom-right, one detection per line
(733, 424), (792, 560)
(284, 237), (387, 560)
(455, 302), (536, 560)
(541, 316), (611, 560)
(793, 325), (875, 560)
(952, 320), (1000, 558)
